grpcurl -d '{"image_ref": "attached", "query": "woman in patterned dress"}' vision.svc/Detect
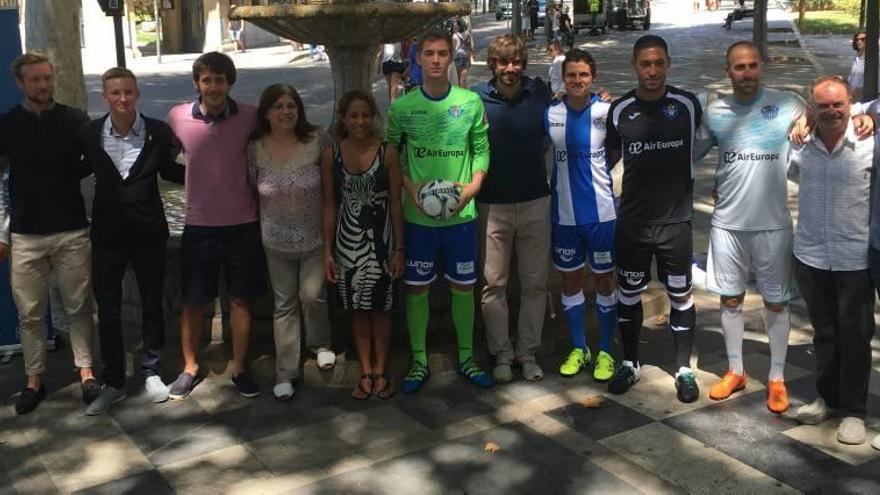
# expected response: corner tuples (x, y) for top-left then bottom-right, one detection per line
(321, 90), (404, 400)
(248, 84), (336, 401)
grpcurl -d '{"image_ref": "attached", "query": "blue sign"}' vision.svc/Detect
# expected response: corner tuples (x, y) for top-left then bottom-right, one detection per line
(0, 7), (54, 353)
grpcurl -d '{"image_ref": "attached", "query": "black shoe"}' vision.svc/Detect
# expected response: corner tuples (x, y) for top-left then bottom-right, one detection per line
(15, 386), (46, 415)
(232, 372), (261, 398)
(81, 378), (101, 405)
(675, 370), (700, 403)
(607, 360), (640, 395)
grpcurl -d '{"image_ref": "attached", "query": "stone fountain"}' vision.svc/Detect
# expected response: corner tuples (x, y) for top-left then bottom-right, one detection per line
(231, 1), (470, 100)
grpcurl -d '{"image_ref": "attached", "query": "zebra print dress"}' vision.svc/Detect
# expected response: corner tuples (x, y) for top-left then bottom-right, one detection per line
(332, 142), (395, 311)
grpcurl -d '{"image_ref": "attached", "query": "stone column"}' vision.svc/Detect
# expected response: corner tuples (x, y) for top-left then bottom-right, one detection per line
(24, 0), (87, 110)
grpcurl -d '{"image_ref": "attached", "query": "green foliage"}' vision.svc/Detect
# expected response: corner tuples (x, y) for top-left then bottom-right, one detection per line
(795, 10), (859, 34)
(801, 0), (860, 15)
(131, 0), (155, 21)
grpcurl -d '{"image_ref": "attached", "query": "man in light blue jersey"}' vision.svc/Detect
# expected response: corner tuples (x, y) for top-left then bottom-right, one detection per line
(697, 41), (870, 414)
(547, 49), (618, 382)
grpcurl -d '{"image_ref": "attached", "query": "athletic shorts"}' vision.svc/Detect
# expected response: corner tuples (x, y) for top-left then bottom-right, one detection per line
(616, 221), (692, 296)
(552, 221), (615, 273)
(706, 226), (794, 303)
(381, 60), (407, 76)
(454, 53), (472, 70)
(180, 222), (267, 306)
(404, 220), (477, 286)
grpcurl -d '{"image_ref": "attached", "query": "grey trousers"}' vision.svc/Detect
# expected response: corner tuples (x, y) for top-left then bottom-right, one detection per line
(478, 196), (551, 365)
(266, 251), (332, 381)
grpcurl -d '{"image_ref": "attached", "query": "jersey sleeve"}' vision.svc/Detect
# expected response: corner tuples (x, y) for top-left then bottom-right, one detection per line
(605, 101), (621, 151)
(693, 91), (716, 161)
(385, 102), (405, 148)
(470, 97), (490, 174)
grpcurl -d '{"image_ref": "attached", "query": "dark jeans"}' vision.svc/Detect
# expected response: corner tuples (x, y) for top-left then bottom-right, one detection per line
(868, 245), (880, 296)
(794, 258), (875, 417)
(93, 238), (168, 388)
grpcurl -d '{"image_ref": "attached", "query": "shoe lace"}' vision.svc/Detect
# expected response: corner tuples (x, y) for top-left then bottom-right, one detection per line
(459, 358), (485, 378)
(679, 373), (697, 387)
(405, 363), (428, 381)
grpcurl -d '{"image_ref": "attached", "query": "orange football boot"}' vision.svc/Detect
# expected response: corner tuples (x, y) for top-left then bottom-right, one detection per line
(767, 380), (789, 413)
(709, 371), (747, 400)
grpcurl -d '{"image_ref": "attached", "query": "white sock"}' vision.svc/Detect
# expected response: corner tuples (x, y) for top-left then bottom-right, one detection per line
(764, 306), (791, 381)
(720, 304), (745, 375)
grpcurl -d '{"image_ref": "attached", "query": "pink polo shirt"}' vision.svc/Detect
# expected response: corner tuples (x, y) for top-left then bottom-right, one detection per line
(167, 99), (258, 227)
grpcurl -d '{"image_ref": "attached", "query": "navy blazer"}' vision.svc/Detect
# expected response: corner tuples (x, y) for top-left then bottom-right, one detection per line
(80, 113), (184, 245)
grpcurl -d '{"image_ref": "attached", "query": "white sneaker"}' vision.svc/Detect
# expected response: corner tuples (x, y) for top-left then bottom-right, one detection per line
(272, 382), (295, 401)
(145, 376), (170, 403)
(796, 398), (830, 425)
(837, 417), (866, 445)
(316, 349), (336, 370)
(492, 363), (513, 383)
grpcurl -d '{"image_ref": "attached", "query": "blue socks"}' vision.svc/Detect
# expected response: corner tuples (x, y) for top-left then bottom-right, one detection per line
(562, 291), (587, 350)
(596, 292), (617, 353)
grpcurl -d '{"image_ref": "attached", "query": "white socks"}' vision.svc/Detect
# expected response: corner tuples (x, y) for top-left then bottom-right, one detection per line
(720, 303), (745, 375)
(764, 306), (791, 382)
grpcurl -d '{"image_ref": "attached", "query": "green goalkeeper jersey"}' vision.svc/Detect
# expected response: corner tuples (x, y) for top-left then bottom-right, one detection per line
(386, 85), (490, 227)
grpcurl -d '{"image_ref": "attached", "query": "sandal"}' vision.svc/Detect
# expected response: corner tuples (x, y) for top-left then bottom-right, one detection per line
(352, 373), (374, 400)
(374, 374), (396, 400)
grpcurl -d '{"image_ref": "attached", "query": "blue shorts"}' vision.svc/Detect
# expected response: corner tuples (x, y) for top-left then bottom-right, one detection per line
(405, 221), (477, 286)
(552, 221), (615, 273)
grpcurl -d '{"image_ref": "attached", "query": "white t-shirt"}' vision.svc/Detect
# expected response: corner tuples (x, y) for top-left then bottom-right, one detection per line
(382, 43), (402, 63)
(549, 54), (565, 94)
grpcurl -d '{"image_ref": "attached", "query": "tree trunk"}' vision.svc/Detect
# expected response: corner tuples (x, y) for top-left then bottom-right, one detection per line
(798, 0), (806, 29)
(24, 0), (87, 110)
(513, 0), (522, 36)
(865, 0), (878, 101)
(753, 0), (768, 62)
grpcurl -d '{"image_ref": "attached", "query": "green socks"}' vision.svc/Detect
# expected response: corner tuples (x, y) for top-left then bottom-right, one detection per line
(406, 287), (476, 366)
(406, 291), (430, 366)
(450, 287), (475, 363)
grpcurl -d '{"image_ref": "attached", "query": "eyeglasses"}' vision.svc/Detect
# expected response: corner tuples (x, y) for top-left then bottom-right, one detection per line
(857, 37), (867, 42)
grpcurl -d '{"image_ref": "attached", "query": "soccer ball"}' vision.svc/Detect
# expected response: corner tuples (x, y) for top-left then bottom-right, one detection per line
(418, 179), (461, 220)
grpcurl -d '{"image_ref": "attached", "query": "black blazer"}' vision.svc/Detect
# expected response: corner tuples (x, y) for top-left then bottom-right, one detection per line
(81, 113), (184, 245)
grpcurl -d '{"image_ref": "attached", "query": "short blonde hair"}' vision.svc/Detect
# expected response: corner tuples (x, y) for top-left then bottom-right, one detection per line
(11, 52), (52, 81)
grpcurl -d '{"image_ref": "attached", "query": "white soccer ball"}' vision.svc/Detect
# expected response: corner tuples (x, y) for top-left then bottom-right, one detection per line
(418, 179), (461, 220)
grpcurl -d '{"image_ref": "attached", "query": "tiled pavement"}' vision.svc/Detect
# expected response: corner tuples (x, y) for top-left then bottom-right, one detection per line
(4, 2), (880, 494)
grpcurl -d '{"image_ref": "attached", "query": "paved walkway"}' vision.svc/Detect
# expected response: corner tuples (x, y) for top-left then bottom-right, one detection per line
(2, 2), (880, 493)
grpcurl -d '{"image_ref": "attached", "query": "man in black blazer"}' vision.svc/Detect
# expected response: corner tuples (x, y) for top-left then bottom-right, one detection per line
(81, 67), (184, 415)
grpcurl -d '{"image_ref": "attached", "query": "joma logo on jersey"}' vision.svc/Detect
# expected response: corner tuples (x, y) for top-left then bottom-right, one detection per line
(549, 122), (565, 128)
(723, 151), (781, 164)
(414, 147), (466, 159)
(407, 260), (434, 276)
(761, 104), (779, 120)
(555, 247), (576, 263)
(410, 110), (427, 116)
(628, 140), (684, 155)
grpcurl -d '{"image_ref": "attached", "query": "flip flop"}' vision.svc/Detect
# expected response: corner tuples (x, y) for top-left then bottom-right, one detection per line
(352, 373), (374, 400)
(374, 374), (396, 400)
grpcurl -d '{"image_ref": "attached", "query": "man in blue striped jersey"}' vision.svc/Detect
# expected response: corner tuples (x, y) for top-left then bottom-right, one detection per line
(546, 49), (618, 382)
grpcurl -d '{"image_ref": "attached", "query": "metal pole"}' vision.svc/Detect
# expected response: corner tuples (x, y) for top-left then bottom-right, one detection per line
(113, 12), (126, 67)
(865, 0), (878, 101)
(154, 0), (162, 63)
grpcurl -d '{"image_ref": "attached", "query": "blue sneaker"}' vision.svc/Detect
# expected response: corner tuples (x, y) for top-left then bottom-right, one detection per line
(458, 358), (493, 388)
(401, 362), (430, 394)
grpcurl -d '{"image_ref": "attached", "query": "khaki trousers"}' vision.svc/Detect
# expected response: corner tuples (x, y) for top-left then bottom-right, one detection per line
(265, 250), (332, 381)
(11, 228), (95, 376)
(478, 196), (551, 365)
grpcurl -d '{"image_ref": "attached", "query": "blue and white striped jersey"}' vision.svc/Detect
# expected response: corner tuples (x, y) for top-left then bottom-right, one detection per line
(546, 95), (616, 226)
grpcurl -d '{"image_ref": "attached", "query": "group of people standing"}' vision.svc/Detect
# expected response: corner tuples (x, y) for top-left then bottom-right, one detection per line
(2, 28), (879, 450)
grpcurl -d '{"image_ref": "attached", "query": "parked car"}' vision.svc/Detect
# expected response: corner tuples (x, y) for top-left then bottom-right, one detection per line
(497, 0), (512, 20)
(611, 0), (650, 30)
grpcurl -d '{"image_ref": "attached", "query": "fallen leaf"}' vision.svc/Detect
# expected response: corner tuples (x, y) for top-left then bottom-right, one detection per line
(582, 395), (604, 408)
(483, 441), (501, 453)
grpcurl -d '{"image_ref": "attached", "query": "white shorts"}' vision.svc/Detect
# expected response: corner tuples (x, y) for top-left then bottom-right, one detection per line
(706, 226), (794, 303)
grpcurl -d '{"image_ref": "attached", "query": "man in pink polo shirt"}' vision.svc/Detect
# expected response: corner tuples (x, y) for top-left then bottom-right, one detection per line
(166, 52), (264, 399)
